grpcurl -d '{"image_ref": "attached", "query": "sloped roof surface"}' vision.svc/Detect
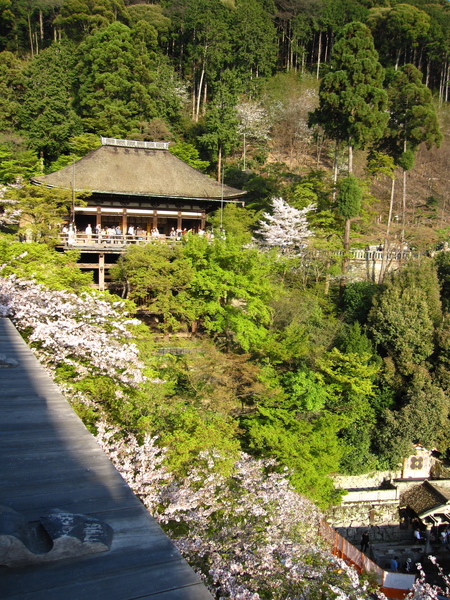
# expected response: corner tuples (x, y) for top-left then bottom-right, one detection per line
(400, 481), (450, 516)
(32, 144), (245, 201)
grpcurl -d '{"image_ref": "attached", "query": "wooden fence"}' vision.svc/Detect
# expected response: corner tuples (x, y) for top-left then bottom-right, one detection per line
(319, 521), (416, 599)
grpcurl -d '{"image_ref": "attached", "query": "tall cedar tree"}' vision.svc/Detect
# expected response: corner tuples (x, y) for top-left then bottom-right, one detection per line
(19, 42), (82, 163)
(378, 64), (442, 240)
(309, 21), (387, 270)
(72, 21), (158, 137)
(310, 21), (388, 174)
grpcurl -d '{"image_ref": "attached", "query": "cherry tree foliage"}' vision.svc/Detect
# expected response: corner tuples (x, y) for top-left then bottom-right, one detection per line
(254, 196), (315, 253)
(0, 184), (21, 226)
(0, 273), (145, 387)
(96, 422), (373, 600)
(406, 556), (450, 600)
(0, 267), (374, 600)
(236, 101), (271, 142)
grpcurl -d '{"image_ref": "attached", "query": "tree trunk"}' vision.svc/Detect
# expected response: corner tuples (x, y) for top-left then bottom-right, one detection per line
(217, 144), (222, 182)
(28, 13), (34, 58)
(401, 168), (407, 242)
(39, 10), (44, 42)
(379, 177), (395, 283)
(316, 30), (322, 79)
(332, 139), (339, 202)
(195, 64), (205, 122)
(348, 144), (353, 175)
(341, 217), (351, 282)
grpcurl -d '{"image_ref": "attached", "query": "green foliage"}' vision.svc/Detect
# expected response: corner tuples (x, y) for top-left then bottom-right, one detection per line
(242, 406), (345, 507)
(375, 374), (450, 468)
(158, 404), (240, 477)
(435, 251), (450, 312)
(200, 69), (240, 175)
(282, 369), (328, 412)
(339, 420), (379, 475)
(73, 21), (158, 137)
(208, 203), (256, 245)
(47, 133), (101, 173)
(54, 0), (129, 42)
(0, 143), (40, 183)
(183, 234), (275, 353)
(0, 50), (24, 132)
(5, 184), (85, 243)
(340, 280), (379, 324)
(19, 43), (82, 162)
(316, 347), (379, 423)
(380, 64), (442, 165)
(336, 175), (362, 220)
(368, 279), (435, 375)
(110, 243), (194, 332)
(0, 239), (93, 291)
(169, 142), (209, 172)
(310, 21), (388, 151)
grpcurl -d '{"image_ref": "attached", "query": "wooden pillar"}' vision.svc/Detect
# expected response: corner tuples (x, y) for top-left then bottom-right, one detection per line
(96, 207), (101, 228)
(201, 211), (206, 230)
(177, 211), (182, 231)
(152, 210), (158, 230)
(98, 253), (105, 292)
(122, 209), (127, 234)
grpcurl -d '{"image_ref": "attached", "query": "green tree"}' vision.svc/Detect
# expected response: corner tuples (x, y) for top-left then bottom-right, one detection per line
(309, 21), (388, 175)
(242, 405), (345, 507)
(0, 144), (40, 183)
(376, 375), (450, 468)
(0, 50), (24, 132)
(368, 275), (436, 376)
(19, 43), (82, 163)
(110, 243), (194, 332)
(181, 0), (231, 122)
(0, 238), (93, 291)
(229, 0), (277, 86)
(73, 21), (157, 136)
(336, 174), (362, 272)
(47, 133), (101, 172)
(6, 184), (84, 242)
(183, 234), (275, 353)
(367, 4), (430, 69)
(378, 64), (442, 240)
(169, 142), (209, 173)
(54, 0), (128, 42)
(200, 69), (240, 180)
(316, 347), (379, 423)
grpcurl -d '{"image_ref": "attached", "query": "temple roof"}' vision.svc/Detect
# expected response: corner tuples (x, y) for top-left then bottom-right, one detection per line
(32, 138), (246, 202)
(400, 480), (450, 517)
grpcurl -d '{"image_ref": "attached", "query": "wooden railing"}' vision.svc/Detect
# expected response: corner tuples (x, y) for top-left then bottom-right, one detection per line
(58, 234), (414, 260)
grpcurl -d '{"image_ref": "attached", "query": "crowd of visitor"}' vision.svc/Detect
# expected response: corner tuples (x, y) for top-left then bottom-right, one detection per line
(61, 223), (219, 245)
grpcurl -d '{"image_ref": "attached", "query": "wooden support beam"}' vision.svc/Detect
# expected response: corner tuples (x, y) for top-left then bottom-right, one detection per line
(99, 252), (105, 292)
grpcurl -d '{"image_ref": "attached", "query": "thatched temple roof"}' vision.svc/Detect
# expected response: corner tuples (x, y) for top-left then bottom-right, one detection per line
(32, 138), (246, 202)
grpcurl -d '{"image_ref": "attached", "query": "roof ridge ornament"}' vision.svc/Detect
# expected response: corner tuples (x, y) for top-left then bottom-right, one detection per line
(101, 137), (169, 150)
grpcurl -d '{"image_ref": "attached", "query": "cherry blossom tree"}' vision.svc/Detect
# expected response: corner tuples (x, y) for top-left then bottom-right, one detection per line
(95, 422), (374, 600)
(0, 273), (145, 387)
(0, 260), (378, 600)
(254, 196), (315, 253)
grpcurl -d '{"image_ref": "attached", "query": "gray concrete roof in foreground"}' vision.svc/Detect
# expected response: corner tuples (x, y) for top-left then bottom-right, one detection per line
(0, 317), (213, 600)
(31, 143), (246, 201)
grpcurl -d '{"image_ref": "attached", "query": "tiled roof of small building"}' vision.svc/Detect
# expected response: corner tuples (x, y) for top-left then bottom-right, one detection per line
(32, 139), (246, 201)
(400, 481), (450, 516)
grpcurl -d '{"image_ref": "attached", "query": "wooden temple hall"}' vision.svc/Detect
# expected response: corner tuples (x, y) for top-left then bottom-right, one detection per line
(31, 137), (246, 289)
